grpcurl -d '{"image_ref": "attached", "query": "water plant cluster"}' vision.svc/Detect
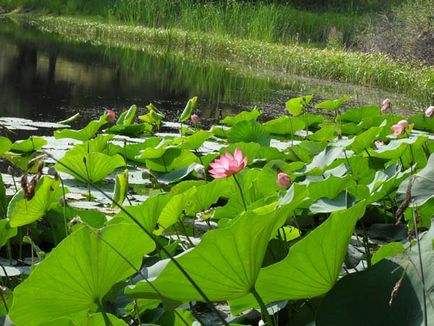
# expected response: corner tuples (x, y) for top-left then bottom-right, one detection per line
(0, 96), (433, 325)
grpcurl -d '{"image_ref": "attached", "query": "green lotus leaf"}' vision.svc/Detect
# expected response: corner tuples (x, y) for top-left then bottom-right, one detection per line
(179, 97), (198, 123)
(228, 120), (270, 146)
(42, 312), (128, 325)
(409, 113), (434, 132)
(170, 130), (213, 150)
(116, 104), (137, 126)
(371, 242), (405, 265)
(156, 163), (200, 185)
(316, 260), (422, 326)
(57, 113), (80, 125)
(305, 144), (344, 174)
(68, 134), (114, 155)
(126, 206), (287, 302)
(308, 124), (339, 142)
(0, 219), (17, 248)
(314, 96), (350, 111)
(367, 165), (412, 204)
(138, 103), (165, 124)
(303, 112), (324, 128)
(10, 136), (47, 153)
(55, 152), (125, 183)
(285, 95), (313, 116)
(106, 123), (152, 137)
(9, 224), (155, 326)
(145, 148), (198, 173)
(157, 187), (197, 233)
(391, 224), (434, 322)
(304, 175), (355, 203)
(367, 135), (428, 160)
(54, 115), (108, 141)
(350, 126), (381, 154)
(397, 153), (434, 206)
(112, 169), (129, 207)
(338, 105), (381, 123)
(255, 201), (366, 303)
(287, 141), (325, 163)
(112, 193), (172, 232)
(0, 136), (12, 154)
(7, 176), (64, 227)
(263, 116), (305, 136)
(220, 107), (261, 126)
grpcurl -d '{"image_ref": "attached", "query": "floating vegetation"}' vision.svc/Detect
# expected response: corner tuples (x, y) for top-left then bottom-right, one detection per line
(0, 96), (433, 325)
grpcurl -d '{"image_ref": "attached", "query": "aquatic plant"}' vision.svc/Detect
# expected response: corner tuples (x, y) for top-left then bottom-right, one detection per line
(0, 96), (432, 325)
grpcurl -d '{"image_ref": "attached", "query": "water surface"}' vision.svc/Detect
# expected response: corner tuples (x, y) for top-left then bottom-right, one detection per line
(0, 18), (419, 126)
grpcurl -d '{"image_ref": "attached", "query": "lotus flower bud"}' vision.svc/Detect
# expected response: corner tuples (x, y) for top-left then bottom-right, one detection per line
(391, 120), (409, 136)
(381, 99), (391, 113)
(425, 106), (434, 118)
(191, 114), (199, 124)
(276, 172), (291, 189)
(106, 110), (116, 123)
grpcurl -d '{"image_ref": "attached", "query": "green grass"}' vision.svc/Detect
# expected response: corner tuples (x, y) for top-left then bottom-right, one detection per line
(22, 15), (434, 106)
(0, 0), (359, 46)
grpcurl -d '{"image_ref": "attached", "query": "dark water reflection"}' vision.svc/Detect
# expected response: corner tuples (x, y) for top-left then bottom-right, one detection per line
(0, 19), (419, 126)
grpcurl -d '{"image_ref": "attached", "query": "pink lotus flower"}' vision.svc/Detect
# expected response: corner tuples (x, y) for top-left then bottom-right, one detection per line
(276, 172), (291, 189)
(391, 120), (409, 136)
(106, 110), (116, 123)
(191, 114), (199, 124)
(425, 106), (434, 118)
(381, 99), (391, 113)
(209, 148), (248, 179)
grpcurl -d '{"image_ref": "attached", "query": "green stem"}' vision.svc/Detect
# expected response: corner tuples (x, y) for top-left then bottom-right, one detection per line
(251, 287), (274, 326)
(59, 176), (69, 237)
(96, 300), (112, 326)
(233, 174), (247, 211)
(412, 205), (428, 326)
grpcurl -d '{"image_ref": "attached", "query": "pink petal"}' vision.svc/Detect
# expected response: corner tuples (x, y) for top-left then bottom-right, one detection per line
(234, 148), (243, 163)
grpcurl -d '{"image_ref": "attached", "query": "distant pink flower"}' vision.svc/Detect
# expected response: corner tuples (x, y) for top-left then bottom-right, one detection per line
(276, 172), (291, 189)
(391, 120), (409, 136)
(209, 148), (248, 179)
(381, 99), (391, 113)
(374, 140), (384, 148)
(191, 114), (199, 124)
(106, 110), (116, 123)
(425, 106), (434, 118)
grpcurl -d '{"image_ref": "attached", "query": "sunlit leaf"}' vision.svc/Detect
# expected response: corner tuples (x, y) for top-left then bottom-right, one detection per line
(220, 107), (261, 126)
(227, 120), (270, 146)
(7, 176), (64, 227)
(179, 96), (198, 123)
(54, 115), (108, 141)
(55, 152), (125, 183)
(285, 96), (312, 116)
(314, 96), (350, 111)
(10, 136), (47, 153)
(9, 224), (155, 326)
(255, 201), (366, 303)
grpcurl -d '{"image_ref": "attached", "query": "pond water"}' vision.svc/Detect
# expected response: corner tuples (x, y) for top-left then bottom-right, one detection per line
(0, 18), (419, 127)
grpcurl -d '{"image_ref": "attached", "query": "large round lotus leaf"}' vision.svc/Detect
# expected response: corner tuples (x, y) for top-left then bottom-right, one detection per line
(316, 260), (422, 326)
(10, 136), (47, 153)
(55, 152), (125, 183)
(9, 224), (155, 326)
(227, 120), (270, 146)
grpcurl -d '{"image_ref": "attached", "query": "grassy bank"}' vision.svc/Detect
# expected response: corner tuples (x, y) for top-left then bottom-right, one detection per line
(0, 0), (360, 46)
(17, 15), (434, 106)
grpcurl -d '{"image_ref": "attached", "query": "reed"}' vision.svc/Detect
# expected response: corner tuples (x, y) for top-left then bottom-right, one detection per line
(0, 0), (359, 46)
